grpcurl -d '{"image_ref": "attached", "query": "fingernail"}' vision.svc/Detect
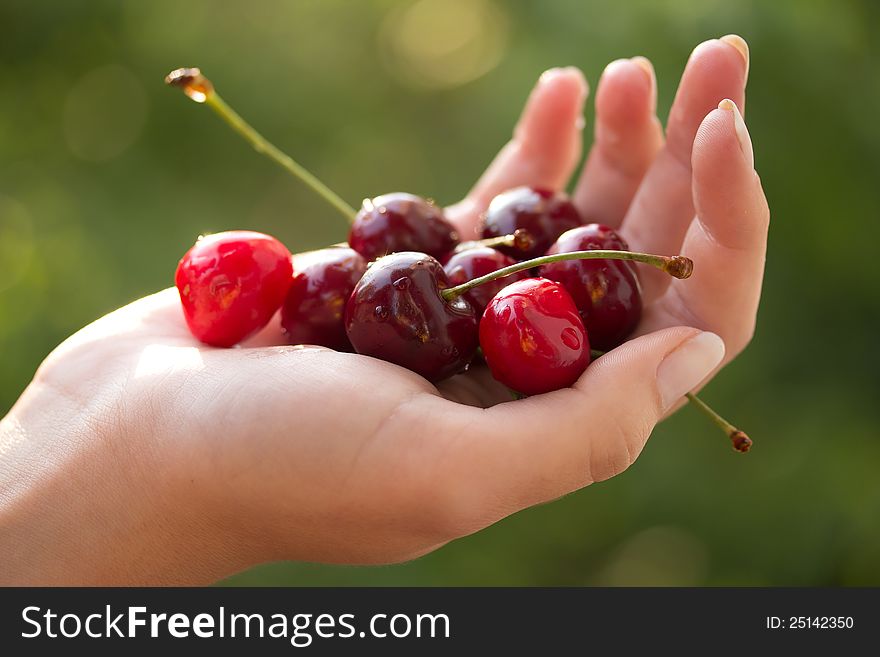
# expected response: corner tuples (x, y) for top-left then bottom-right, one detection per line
(630, 56), (657, 110)
(657, 332), (725, 412)
(539, 67), (566, 84)
(720, 34), (749, 82)
(540, 66), (589, 103)
(718, 98), (754, 169)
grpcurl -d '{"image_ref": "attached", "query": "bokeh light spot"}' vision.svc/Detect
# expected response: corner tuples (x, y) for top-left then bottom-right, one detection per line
(594, 526), (709, 586)
(379, 0), (509, 90)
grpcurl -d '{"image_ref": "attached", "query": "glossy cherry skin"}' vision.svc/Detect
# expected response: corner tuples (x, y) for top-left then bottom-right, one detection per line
(442, 246), (528, 315)
(175, 230), (292, 347)
(480, 278), (590, 395)
(348, 192), (460, 261)
(481, 187), (583, 259)
(539, 224), (642, 351)
(281, 246), (367, 351)
(345, 251), (478, 382)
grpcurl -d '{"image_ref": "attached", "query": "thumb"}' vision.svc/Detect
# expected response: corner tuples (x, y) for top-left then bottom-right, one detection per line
(429, 327), (725, 527)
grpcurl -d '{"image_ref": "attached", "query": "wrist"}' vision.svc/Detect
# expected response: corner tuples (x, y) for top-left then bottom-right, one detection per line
(0, 381), (256, 585)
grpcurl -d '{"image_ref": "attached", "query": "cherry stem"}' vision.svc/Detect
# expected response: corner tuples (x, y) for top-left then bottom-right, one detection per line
(441, 249), (693, 301)
(455, 229), (535, 254)
(684, 392), (753, 453)
(164, 68), (357, 225)
(590, 350), (751, 453)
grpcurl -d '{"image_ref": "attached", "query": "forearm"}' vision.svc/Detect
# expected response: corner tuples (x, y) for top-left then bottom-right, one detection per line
(0, 384), (249, 585)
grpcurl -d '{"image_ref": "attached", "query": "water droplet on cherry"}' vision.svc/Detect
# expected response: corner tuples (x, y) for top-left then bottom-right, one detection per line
(560, 327), (581, 350)
(479, 277), (590, 395)
(345, 252), (478, 382)
(540, 224), (642, 351)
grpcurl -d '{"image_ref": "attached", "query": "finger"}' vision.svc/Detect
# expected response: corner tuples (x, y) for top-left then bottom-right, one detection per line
(622, 35), (749, 301)
(641, 100), (768, 361)
(446, 67), (588, 239)
(416, 327), (725, 533)
(572, 57), (664, 227)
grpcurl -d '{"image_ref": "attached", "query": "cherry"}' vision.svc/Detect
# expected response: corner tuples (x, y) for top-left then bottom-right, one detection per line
(344, 252), (478, 382)
(281, 246), (367, 351)
(481, 187), (583, 259)
(443, 246), (528, 314)
(540, 224), (642, 351)
(175, 230), (292, 347)
(348, 193), (460, 261)
(168, 67), (751, 453)
(479, 278), (590, 395)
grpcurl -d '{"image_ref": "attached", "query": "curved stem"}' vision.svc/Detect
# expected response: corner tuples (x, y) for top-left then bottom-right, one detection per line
(441, 249), (693, 300)
(165, 68), (356, 225)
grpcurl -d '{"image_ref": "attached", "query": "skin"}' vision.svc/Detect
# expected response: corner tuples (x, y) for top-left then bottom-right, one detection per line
(0, 37), (769, 585)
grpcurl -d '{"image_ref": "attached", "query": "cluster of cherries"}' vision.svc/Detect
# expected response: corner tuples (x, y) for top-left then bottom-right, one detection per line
(168, 68), (750, 452)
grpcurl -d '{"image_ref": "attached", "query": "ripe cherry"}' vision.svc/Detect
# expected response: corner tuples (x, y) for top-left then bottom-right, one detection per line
(167, 67), (750, 453)
(348, 193), (460, 261)
(443, 246), (528, 314)
(479, 278), (590, 395)
(175, 230), (292, 347)
(345, 252), (478, 382)
(281, 246), (367, 351)
(481, 187), (583, 259)
(540, 224), (642, 351)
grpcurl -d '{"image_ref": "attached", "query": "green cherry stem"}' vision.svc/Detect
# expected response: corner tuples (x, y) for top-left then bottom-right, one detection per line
(165, 67), (356, 225)
(590, 350), (752, 453)
(441, 249), (693, 301)
(454, 229), (536, 254)
(684, 392), (752, 453)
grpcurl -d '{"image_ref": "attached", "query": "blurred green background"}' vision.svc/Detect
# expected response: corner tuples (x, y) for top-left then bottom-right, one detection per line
(2, 0), (878, 586)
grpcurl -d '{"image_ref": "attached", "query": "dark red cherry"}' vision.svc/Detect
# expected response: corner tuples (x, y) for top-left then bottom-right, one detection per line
(480, 278), (590, 395)
(281, 246), (367, 351)
(345, 251), (478, 382)
(348, 193), (460, 261)
(175, 230), (292, 347)
(539, 224), (642, 351)
(481, 187), (583, 259)
(442, 246), (528, 315)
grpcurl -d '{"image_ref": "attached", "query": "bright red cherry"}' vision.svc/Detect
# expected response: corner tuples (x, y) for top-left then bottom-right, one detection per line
(481, 187), (583, 259)
(344, 251), (478, 382)
(348, 193), (460, 261)
(281, 246), (367, 351)
(442, 246), (528, 314)
(175, 230), (292, 347)
(539, 224), (642, 351)
(479, 278), (590, 395)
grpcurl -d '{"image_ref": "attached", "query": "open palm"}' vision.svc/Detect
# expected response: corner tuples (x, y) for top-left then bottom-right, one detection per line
(3, 36), (768, 584)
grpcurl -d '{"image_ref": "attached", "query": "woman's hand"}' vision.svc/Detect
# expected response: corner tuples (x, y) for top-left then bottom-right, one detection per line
(0, 36), (768, 585)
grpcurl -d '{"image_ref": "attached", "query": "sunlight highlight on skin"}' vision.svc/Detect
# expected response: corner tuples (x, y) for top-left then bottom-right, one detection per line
(134, 344), (205, 379)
